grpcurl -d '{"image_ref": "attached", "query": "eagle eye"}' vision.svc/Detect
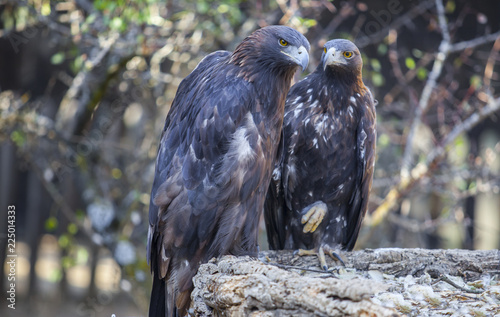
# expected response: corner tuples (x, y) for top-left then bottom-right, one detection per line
(343, 51), (353, 58)
(323, 47), (327, 53)
(279, 39), (289, 47)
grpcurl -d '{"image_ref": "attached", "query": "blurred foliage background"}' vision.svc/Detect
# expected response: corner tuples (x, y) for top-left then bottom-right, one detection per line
(0, 0), (499, 316)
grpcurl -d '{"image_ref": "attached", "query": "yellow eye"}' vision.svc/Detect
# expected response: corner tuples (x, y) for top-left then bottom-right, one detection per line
(279, 39), (288, 46)
(324, 47), (327, 53)
(343, 51), (353, 58)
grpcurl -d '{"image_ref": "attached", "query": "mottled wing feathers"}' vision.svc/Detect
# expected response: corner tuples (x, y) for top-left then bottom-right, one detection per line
(148, 51), (264, 316)
(343, 93), (376, 250)
(264, 134), (286, 250)
(147, 50), (231, 241)
(148, 25), (311, 316)
(265, 65), (376, 252)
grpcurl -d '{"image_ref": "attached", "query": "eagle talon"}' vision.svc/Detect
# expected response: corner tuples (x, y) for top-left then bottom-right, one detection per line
(323, 246), (346, 267)
(301, 201), (328, 233)
(294, 246), (338, 271)
(295, 248), (317, 256)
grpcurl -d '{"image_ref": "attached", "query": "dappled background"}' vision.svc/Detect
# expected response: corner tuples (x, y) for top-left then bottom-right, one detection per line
(1, 0), (499, 316)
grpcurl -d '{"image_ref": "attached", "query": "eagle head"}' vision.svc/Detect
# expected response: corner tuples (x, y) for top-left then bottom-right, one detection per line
(322, 39), (362, 73)
(232, 25), (310, 72)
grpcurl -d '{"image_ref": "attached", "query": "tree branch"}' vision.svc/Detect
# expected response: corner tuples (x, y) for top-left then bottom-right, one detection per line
(400, 0), (451, 184)
(368, 97), (500, 226)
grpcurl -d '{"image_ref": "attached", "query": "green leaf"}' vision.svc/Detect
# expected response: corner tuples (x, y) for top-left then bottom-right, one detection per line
(62, 255), (75, 269)
(412, 48), (423, 58)
(76, 209), (86, 221)
(59, 234), (70, 248)
(377, 43), (387, 55)
(68, 223), (78, 235)
(112, 168), (122, 179)
(372, 72), (384, 87)
(417, 67), (428, 81)
(51, 52), (65, 65)
(110, 17), (124, 30)
(217, 4), (229, 13)
(41, 2), (51, 16)
(378, 133), (390, 148)
(45, 217), (58, 232)
(370, 58), (381, 72)
(76, 247), (89, 264)
(445, 0), (456, 13)
(10, 130), (26, 147)
(405, 57), (416, 70)
(470, 75), (482, 89)
(48, 268), (63, 283)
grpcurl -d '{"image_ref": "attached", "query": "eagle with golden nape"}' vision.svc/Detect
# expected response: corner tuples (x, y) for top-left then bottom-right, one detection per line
(265, 39), (377, 271)
(147, 25), (310, 317)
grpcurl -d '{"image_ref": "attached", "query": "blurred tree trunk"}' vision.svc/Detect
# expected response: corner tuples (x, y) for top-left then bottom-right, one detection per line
(26, 172), (44, 298)
(0, 142), (16, 291)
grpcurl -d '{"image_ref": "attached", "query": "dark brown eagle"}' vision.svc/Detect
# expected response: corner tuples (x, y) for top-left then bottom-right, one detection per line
(147, 26), (309, 316)
(264, 39), (376, 270)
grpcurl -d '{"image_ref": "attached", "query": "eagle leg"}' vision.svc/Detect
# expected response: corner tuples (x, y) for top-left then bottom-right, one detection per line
(323, 245), (346, 267)
(295, 247), (328, 270)
(295, 245), (345, 270)
(301, 201), (328, 233)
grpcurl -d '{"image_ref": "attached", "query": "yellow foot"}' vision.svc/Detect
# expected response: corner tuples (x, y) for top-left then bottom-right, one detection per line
(301, 201), (327, 233)
(296, 245), (345, 271)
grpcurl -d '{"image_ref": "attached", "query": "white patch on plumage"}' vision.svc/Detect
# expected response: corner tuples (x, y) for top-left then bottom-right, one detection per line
(272, 168), (281, 181)
(230, 112), (260, 163)
(315, 118), (325, 134)
(338, 184), (344, 190)
(308, 191), (313, 197)
(348, 106), (354, 117)
(293, 109), (300, 118)
(356, 93), (361, 97)
(233, 128), (254, 161)
(307, 95), (312, 102)
(350, 96), (356, 104)
(161, 246), (168, 262)
(307, 88), (313, 94)
(359, 129), (367, 159)
(313, 138), (318, 148)
(294, 96), (301, 104)
(201, 118), (208, 128)
(336, 215), (341, 223)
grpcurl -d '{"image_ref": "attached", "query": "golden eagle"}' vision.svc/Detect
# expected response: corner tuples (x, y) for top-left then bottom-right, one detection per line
(264, 39), (376, 270)
(148, 26), (309, 316)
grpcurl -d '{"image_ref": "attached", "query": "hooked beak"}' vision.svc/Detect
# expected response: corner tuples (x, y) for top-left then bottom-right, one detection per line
(282, 45), (309, 71)
(323, 47), (346, 71)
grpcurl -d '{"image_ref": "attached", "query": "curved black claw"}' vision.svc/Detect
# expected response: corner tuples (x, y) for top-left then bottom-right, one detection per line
(323, 246), (346, 267)
(328, 250), (346, 267)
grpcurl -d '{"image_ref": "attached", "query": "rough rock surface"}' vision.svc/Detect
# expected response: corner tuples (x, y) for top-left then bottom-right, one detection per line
(191, 249), (500, 316)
